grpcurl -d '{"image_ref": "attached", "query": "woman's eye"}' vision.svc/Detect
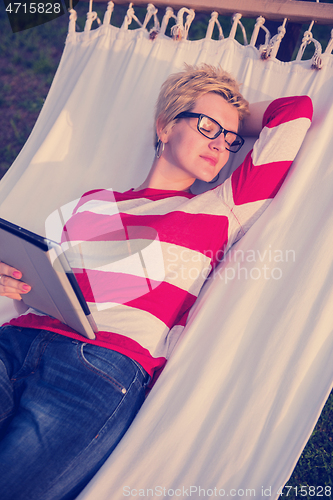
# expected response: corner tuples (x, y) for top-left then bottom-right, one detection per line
(200, 120), (214, 132)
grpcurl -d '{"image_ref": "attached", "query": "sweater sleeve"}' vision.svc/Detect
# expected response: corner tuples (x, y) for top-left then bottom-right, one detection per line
(216, 95), (313, 246)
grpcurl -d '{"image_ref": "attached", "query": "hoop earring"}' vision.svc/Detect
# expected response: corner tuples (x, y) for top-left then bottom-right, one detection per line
(208, 172), (220, 184)
(156, 139), (165, 159)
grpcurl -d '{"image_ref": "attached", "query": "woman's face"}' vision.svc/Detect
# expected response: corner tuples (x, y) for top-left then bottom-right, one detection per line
(159, 92), (240, 185)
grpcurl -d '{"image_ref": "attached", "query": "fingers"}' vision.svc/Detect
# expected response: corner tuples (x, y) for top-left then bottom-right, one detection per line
(0, 261), (21, 279)
(0, 273), (31, 293)
(1, 292), (24, 301)
(0, 262), (31, 300)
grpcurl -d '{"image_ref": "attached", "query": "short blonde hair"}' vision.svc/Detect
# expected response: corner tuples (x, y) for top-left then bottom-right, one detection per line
(154, 64), (249, 147)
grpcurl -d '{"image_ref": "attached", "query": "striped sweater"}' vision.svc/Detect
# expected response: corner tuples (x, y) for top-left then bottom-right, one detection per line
(9, 96), (313, 377)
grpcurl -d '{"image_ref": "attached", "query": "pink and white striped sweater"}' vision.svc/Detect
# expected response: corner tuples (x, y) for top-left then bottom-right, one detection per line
(9, 96), (313, 377)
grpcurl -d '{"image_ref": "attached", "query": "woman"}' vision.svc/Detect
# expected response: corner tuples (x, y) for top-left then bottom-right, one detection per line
(0, 65), (312, 500)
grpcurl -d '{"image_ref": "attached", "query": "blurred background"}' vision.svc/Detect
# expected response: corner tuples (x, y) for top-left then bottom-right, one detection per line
(0, 1), (332, 495)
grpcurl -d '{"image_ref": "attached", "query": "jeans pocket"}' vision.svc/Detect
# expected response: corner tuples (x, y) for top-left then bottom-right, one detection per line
(79, 344), (128, 394)
(130, 358), (150, 386)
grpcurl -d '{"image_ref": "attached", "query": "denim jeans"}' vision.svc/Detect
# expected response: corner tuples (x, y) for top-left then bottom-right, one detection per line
(0, 326), (150, 500)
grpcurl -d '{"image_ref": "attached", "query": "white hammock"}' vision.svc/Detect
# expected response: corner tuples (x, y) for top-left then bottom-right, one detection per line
(1, 4), (333, 499)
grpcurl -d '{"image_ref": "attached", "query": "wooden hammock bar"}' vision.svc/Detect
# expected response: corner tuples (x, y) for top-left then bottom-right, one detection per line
(93, 0), (333, 25)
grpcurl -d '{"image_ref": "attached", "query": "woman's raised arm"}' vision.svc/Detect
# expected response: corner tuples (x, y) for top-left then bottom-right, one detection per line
(240, 100), (272, 137)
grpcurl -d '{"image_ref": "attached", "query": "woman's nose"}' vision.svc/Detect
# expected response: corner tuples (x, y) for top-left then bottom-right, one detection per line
(210, 133), (227, 151)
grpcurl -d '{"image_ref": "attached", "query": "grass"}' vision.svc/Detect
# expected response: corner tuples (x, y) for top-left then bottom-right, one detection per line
(0, 6), (67, 176)
(280, 393), (333, 499)
(0, 2), (332, 493)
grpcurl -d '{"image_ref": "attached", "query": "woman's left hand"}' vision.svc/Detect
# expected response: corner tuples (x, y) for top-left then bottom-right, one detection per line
(0, 261), (31, 300)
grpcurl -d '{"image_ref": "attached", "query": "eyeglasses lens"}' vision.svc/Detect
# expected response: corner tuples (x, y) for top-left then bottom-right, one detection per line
(224, 132), (242, 153)
(198, 115), (242, 153)
(198, 116), (218, 138)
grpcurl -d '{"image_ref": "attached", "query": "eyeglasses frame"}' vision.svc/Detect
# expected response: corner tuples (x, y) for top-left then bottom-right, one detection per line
(174, 111), (244, 153)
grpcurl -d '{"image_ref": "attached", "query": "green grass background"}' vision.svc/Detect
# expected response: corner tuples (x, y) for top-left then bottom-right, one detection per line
(0, 1), (332, 497)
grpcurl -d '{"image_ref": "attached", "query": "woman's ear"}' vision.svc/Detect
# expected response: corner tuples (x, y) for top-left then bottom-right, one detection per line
(156, 117), (174, 144)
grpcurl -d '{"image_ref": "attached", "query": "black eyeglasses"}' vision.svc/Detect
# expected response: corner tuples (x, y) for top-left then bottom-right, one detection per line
(175, 111), (244, 153)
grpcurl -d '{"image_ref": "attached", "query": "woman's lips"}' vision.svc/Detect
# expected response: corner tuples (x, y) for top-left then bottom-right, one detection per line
(200, 155), (218, 167)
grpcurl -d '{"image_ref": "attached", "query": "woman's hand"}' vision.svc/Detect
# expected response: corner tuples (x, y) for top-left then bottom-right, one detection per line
(0, 262), (31, 300)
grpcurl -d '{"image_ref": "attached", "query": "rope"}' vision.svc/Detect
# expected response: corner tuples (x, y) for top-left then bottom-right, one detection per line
(296, 19), (323, 69)
(311, 40), (323, 69)
(84, 0), (101, 33)
(296, 22), (314, 60)
(250, 16), (270, 47)
(205, 12), (224, 40)
(259, 18), (287, 59)
(171, 8), (195, 41)
(160, 7), (177, 36)
(84, 11), (100, 32)
(121, 2), (143, 30)
(141, 3), (160, 38)
(229, 13), (248, 45)
(68, 8), (77, 34)
(103, 1), (114, 26)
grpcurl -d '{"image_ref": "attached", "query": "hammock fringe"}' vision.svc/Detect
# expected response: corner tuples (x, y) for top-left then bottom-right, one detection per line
(103, 1), (114, 26)
(296, 20), (323, 69)
(229, 13), (248, 45)
(205, 12), (224, 41)
(259, 18), (287, 60)
(171, 7), (195, 41)
(68, 2), (333, 68)
(250, 16), (270, 48)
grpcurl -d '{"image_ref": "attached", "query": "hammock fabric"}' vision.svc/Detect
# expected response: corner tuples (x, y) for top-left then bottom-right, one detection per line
(0, 4), (333, 499)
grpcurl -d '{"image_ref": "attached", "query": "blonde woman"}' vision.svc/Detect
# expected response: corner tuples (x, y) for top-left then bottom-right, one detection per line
(0, 65), (312, 500)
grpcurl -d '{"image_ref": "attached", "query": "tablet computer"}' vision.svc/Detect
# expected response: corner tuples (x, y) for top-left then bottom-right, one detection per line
(0, 218), (97, 339)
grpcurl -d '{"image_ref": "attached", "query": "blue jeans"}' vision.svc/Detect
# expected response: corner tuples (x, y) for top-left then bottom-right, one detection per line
(0, 326), (150, 500)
